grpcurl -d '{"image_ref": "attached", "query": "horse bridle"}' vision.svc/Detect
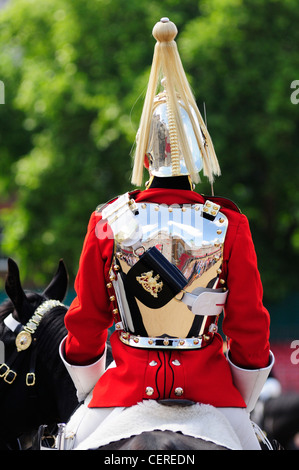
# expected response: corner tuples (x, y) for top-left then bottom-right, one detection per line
(0, 300), (65, 388)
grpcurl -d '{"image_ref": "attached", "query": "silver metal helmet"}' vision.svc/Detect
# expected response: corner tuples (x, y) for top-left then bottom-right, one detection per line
(131, 18), (220, 187)
(146, 91), (204, 178)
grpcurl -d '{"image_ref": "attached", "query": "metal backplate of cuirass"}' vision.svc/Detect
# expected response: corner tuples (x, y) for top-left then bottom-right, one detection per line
(114, 202), (228, 340)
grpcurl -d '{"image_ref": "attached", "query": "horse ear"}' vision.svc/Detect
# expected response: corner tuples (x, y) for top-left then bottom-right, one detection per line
(43, 259), (68, 302)
(5, 257), (28, 313)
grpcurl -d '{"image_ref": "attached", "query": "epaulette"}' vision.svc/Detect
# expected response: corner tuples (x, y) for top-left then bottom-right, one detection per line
(96, 190), (141, 214)
(201, 195), (242, 214)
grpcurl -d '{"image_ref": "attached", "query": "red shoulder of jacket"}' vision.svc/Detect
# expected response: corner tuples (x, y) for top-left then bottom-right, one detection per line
(202, 195), (242, 213)
(95, 190), (141, 213)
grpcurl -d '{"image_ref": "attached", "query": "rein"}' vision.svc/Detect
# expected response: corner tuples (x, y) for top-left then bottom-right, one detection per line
(0, 300), (65, 388)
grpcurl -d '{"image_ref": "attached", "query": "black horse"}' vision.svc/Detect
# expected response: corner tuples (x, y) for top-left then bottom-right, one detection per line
(97, 429), (228, 450)
(258, 392), (299, 450)
(0, 258), (78, 450)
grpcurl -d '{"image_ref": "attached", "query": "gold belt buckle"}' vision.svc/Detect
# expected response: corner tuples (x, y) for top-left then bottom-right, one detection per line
(26, 372), (36, 386)
(0, 363), (9, 378)
(0, 364), (17, 384)
(4, 369), (17, 384)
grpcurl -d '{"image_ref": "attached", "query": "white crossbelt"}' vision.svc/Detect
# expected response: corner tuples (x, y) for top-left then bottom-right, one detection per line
(181, 288), (228, 316)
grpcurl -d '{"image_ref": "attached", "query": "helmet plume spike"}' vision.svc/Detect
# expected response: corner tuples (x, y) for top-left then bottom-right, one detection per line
(131, 18), (220, 187)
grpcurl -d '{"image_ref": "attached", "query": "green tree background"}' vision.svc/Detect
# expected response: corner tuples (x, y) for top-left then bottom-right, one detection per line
(0, 0), (298, 336)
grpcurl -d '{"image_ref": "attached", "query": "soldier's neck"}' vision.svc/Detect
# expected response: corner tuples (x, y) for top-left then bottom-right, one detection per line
(146, 176), (194, 190)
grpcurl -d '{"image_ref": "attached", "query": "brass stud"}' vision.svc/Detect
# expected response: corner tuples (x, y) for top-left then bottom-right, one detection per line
(219, 218), (225, 223)
(109, 295), (115, 301)
(112, 308), (119, 315)
(219, 279), (226, 285)
(163, 338), (169, 346)
(174, 387), (184, 396)
(133, 336), (139, 343)
(148, 339), (154, 345)
(145, 386), (154, 396)
(106, 282), (112, 289)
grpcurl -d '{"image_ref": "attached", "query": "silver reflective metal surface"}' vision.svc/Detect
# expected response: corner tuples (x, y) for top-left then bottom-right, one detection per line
(146, 93), (204, 177)
(114, 202), (228, 342)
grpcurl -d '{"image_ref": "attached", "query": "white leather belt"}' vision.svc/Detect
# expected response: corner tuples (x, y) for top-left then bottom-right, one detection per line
(181, 288), (228, 316)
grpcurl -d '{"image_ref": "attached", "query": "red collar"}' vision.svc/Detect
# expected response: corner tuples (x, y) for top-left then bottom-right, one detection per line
(134, 187), (205, 205)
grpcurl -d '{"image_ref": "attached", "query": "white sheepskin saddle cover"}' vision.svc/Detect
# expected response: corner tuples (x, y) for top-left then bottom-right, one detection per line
(73, 400), (242, 450)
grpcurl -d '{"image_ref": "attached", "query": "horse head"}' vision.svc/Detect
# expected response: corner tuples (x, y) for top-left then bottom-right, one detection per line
(0, 258), (78, 449)
(5, 257), (68, 324)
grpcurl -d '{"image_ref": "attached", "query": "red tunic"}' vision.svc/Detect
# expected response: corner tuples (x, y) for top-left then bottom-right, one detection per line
(64, 188), (271, 408)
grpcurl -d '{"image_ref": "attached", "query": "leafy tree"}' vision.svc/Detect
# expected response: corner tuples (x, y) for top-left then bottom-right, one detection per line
(0, 0), (201, 285)
(0, 0), (299, 317)
(180, 0), (299, 303)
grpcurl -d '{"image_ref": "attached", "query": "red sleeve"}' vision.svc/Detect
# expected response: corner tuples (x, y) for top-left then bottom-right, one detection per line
(221, 213), (270, 369)
(64, 212), (114, 365)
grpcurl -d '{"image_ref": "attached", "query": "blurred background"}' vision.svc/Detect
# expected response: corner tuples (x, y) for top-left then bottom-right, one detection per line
(0, 0), (299, 393)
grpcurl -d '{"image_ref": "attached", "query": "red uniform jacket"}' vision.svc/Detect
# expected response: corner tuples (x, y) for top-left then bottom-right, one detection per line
(64, 187), (271, 408)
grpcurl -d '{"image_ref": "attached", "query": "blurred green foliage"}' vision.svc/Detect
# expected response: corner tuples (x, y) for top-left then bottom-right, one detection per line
(0, 0), (298, 306)
(181, 0), (299, 302)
